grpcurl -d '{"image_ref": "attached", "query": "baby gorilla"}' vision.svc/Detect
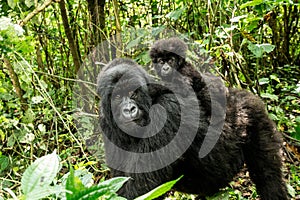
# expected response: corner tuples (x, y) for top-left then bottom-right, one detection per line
(149, 37), (202, 95)
(149, 37), (227, 115)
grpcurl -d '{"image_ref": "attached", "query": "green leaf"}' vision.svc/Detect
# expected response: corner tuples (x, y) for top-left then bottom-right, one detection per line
(68, 185), (114, 200)
(25, 186), (67, 200)
(151, 26), (166, 37)
(31, 96), (44, 104)
(291, 125), (300, 140)
(99, 177), (129, 193)
(247, 43), (275, 58)
(260, 43), (276, 53)
(258, 77), (269, 85)
(21, 150), (61, 195)
(268, 113), (279, 121)
(287, 183), (296, 197)
(24, 0), (34, 8)
(270, 74), (280, 82)
(260, 93), (278, 101)
(134, 176), (183, 200)
(22, 109), (35, 124)
(0, 155), (9, 172)
(126, 36), (142, 50)
(67, 177), (129, 200)
(240, 0), (264, 9)
(166, 7), (185, 20)
(66, 167), (86, 199)
(7, 0), (17, 9)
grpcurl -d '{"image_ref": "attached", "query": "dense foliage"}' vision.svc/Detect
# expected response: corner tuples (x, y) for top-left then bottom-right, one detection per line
(0, 0), (299, 199)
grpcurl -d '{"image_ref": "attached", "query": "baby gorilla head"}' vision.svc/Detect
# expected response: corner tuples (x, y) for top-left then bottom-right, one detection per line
(150, 37), (188, 82)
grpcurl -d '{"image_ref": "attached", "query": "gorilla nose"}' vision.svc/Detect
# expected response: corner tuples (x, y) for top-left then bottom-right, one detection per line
(161, 64), (171, 76)
(162, 66), (170, 72)
(123, 104), (138, 119)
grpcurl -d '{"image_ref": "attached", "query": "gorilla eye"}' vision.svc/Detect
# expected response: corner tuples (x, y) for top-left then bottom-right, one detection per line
(169, 57), (175, 63)
(129, 91), (137, 99)
(157, 58), (164, 64)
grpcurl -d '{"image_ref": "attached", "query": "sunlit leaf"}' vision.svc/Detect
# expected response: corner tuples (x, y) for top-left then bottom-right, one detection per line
(230, 15), (247, 23)
(258, 78), (269, 85)
(25, 186), (67, 200)
(7, 0), (17, 9)
(166, 7), (185, 20)
(247, 43), (275, 58)
(134, 176), (182, 200)
(270, 74), (280, 82)
(25, 0), (34, 8)
(287, 183), (296, 197)
(66, 176), (129, 200)
(21, 150), (61, 194)
(260, 93), (278, 101)
(240, 0), (264, 9)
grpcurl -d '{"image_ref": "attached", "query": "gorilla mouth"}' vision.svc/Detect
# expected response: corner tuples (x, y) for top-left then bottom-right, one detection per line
(161, 71), (171, 77)
(123, 110), (143, 123)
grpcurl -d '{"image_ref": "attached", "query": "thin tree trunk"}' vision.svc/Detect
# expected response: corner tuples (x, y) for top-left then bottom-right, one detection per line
(3, 58), (28, 111)
(59, 0), (81, 75)
(87, 0), (106, 46)
(112, 0), (122, 57)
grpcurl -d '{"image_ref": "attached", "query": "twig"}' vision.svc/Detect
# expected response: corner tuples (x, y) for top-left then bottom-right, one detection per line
(282, 132), (300, 144)
(19, 0), (59, 27)
(35, 70), (97, 86)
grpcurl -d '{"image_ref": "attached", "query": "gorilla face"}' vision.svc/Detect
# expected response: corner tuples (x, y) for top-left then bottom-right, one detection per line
(113, 92), (140, 123)
(152, 53), (185, 82)
(110, 81), (149, 128)
(154, 55), (176, 77)
(97, 58), (152, 132)
(150, 37), (188, 82)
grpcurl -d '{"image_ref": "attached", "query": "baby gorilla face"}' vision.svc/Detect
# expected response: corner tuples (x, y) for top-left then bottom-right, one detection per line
(153, 56), (178, 81)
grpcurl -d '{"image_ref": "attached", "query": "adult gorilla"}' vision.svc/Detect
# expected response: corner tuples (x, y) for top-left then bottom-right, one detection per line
(97, 58), (288, 200)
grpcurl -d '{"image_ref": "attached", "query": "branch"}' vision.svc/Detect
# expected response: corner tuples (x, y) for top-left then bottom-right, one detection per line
(19, 0), (60, 27)
(3, 57), (28, 111)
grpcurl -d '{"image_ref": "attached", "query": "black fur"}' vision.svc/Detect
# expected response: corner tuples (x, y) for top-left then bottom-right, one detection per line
(97, 58), (288, 200)
(149, 37), (227, 117)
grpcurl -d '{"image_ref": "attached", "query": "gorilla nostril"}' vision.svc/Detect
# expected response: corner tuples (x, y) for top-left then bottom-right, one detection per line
(123, 104), (138, 119)
(130, 106), (138, 116)
(123, 108), (130, 114)
(130, 105), (136, 112)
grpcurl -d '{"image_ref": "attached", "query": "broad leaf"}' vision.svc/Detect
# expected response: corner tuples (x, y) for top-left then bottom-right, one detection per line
(248, 43), (275, 58)
(66, 167), (86, 199)
(134, 176), (182, 200)
(260, 93), (278, 101)
(67, 177), (129, 200)
(25, 186), (67, 200)
(21, 150), (60, 194)
(0, 155), (9, 172)
(258, 78), (270, 85)
(240, 0), (264, 9)
(166, 7), (185, 20)
(7, 0), (17, 9)
(98, 177), (130, 193)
